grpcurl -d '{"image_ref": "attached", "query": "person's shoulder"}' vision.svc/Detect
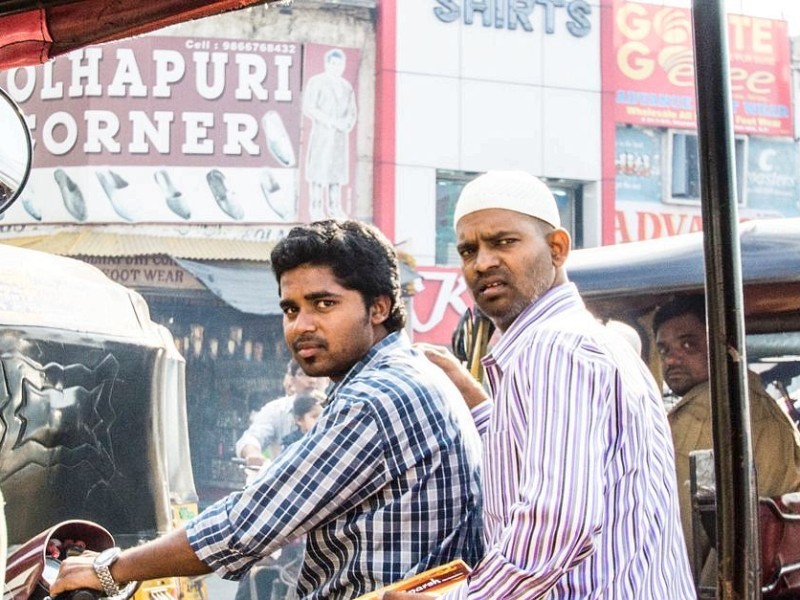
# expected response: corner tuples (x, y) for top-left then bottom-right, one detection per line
(749, 381), (797, 431)
(258, 394), (294, 412)
(347, 349), (448, 405)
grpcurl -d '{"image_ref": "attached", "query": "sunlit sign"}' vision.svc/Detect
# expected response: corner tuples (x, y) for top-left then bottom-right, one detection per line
(433, 0), (592, 37)
(609, 0), (792, 135)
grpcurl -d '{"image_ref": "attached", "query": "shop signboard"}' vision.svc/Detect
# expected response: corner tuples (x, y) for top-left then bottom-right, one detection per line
(615, 126), (662, 204)
(746, 137), (800, 216)
(608, 0), (792, 136)
(0, 36), (360, 226)
(411, 266), (473, 345)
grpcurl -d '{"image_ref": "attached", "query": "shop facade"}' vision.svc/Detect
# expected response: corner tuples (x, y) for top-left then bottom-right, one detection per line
(391, 0), (800, 345)
(0, 1), (380, 505)
(1, 0), (799, 502)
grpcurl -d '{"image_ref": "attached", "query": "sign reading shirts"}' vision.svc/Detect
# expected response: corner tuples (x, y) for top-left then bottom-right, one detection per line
(0, 37), (360, 226)
(610, 0), (792, 136)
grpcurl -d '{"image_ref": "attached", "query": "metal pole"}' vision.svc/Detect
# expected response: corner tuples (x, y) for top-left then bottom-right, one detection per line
(691, 1), (760, 598)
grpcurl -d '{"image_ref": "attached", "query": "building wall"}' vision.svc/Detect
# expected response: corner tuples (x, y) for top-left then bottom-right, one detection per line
(389, 0), (603, 265)
(170, 2), (378, 221)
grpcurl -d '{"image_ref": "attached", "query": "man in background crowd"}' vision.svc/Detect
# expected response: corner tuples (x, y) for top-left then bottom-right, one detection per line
(653, 293), (800, 579)
(236, 359), (328, 467)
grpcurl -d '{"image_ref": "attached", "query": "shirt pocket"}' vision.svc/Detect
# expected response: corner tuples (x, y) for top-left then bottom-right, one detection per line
(482, 429), (520, 531)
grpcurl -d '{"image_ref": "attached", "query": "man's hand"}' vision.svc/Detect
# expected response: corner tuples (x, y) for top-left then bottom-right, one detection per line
(416, 343), (490, 410)
(49, 552), (104, 596)
(239, 444), (266, 468)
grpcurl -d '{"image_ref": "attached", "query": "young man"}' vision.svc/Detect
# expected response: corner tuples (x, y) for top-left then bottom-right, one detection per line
(653, 293), (800, 576)
(395, 171), (694, 598)
(51, 220), (483, 600)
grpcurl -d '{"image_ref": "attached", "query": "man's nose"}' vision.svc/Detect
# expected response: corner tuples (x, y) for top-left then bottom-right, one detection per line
(291, 309), (316, 332)
(661, 348), (682, 365)
(474, 245), (499, 271)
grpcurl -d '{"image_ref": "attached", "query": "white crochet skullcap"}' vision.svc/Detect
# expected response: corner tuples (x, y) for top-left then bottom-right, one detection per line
(453, 170), (560, 230)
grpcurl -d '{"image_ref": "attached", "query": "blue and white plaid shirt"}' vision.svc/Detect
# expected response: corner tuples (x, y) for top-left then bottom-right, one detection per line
(186, 331), (484, 599)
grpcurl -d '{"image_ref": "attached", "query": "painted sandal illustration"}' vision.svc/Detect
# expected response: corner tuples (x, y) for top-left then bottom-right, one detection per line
(154, 169), (191, 220)
(96, 169), (137, 222)
(54, 168), (87, 221)
(206, 168), (244, 220)
(260, 168), (295, 221)
(262, 111), (296, 167)
(22, 194), (42, 221)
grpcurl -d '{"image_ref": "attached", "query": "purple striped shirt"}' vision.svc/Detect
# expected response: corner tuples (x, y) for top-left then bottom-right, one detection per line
(443, 283), (695, 599)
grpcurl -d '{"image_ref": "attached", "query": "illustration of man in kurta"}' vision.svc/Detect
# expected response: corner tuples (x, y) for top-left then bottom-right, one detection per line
(302, 48), (357, 220)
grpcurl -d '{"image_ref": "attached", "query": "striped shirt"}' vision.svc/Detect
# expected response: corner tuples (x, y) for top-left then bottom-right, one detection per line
(443, 283), (695, 599)
(186, 331), (484, 599)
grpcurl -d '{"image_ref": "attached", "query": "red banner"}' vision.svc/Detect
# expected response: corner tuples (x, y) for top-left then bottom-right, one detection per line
(609, 0), (792, 136)
(411, 266), (473, 346)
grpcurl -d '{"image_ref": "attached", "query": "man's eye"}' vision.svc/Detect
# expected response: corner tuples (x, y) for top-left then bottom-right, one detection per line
(282, 306), (298, 316)
(458, 247), (474, 258)
(316, 299), (336, 309)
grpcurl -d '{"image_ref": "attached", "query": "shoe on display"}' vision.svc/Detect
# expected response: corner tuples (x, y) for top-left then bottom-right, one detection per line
(54, 168), (87, 221)
(206, 169), (244, 220)
(260, 169), (295, 221)
(262, 111), (296, 168)
(22, 195), (42, 221)
(154, 170), (191, 220)
(96, 169), (137, 222)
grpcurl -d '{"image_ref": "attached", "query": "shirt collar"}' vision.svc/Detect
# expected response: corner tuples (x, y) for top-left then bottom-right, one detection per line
(324, 330), (408, 404)
(487, 281), (581, 368)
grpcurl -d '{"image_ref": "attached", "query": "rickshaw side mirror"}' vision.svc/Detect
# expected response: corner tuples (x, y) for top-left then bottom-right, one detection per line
(0, 85), (33, 215)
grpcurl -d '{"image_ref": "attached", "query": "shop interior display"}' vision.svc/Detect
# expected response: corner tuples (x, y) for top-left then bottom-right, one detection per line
(152, 306), (289, 508)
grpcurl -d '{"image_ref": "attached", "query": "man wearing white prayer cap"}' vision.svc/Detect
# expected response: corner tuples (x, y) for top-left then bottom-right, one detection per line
(397, 172), (695, 599)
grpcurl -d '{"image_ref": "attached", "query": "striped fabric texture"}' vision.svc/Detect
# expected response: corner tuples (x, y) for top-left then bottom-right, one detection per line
(443, 283), (696, 599)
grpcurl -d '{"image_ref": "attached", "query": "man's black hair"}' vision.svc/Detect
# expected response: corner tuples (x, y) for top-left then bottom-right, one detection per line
(270, 219), (407, 333)
(652, 293), (706, 334)
(292, 390), (325, 419)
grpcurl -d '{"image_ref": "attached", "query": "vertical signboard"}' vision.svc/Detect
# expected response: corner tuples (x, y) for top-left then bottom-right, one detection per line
(603, 0), (797, 242)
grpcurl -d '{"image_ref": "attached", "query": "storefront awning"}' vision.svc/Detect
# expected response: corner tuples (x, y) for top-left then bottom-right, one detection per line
(175, 258), (421, 316)
(174, 257), (280, 316)
(0, 230), (275, 260)
(0, 230), (420, 316)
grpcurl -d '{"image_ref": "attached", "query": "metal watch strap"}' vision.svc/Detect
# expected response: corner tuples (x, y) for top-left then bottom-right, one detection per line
(93, 550), (122, 597)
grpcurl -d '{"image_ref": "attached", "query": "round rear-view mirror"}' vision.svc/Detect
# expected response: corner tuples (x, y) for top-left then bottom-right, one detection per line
(0, 86), (32, 216)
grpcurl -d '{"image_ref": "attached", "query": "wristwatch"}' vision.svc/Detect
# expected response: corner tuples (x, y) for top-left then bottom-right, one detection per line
(93, 547), (122, 597)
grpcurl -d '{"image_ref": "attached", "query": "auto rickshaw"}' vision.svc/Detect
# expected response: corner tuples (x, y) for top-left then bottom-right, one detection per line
(0, 86), (203, 600)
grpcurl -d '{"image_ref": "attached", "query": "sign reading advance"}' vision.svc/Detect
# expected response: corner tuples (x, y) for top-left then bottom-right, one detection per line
(433, 0), (592, 37)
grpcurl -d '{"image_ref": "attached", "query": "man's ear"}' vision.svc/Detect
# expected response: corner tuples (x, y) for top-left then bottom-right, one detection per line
(548, 228), (571, 267)
(370, 295), (391, 325)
